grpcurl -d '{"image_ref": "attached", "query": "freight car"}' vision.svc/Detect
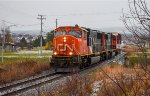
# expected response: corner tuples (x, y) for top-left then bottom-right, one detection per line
(50, 25), (121, 72)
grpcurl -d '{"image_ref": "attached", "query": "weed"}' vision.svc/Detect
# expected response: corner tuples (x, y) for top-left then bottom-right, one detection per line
(0, 58), (49, 85)
(44, 74), (94, 96)
(42, 64), (150, 96)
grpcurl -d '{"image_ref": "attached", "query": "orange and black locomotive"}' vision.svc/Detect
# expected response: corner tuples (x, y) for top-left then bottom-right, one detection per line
(50, 25), (121, 72)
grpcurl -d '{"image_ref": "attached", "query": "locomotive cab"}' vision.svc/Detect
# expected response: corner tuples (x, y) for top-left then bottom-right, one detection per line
(53, 26), (88, 56)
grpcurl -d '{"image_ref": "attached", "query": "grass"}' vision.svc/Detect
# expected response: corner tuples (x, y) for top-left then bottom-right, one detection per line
(0, 50), (51, 84)
(0, 58), (49, 85)
(0, 51), (52, 63)
(31, 47), (46, 51)
(95, 64), (150, 96)
(0, 57), (50, 64)
(0, 53), (52, 57)
(42, 74), (94, 96)
(42, 63), (150, 96)
(122, 45), (150, 67)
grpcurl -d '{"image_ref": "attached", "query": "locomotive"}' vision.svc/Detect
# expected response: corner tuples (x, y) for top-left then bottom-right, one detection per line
(50, 25), (121, 72)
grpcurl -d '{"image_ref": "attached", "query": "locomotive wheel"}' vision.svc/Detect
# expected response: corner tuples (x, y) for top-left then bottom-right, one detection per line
(110, 52), (112, 58)
(81, 58), (84, 68)
(87, 58), (91, 66)
(104, 53), (107, 60)
(108, 53), (110, 59)
(100, 56), (102, 61)
(84, 58), (88, 67)
(101, 54), (104, 61)
(79, 61), (84, 69)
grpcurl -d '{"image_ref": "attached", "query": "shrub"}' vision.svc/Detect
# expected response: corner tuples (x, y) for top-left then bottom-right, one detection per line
(0, 58), (49, 85)
(44, 74), (94, 96)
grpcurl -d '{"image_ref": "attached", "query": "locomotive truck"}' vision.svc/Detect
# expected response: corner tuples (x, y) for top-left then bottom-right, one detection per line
(50, 25), (121, 72)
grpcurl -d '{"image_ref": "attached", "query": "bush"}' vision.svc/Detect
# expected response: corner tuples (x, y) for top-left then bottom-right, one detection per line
(0, 58), (49, 85)
(43, 75), (93, 96)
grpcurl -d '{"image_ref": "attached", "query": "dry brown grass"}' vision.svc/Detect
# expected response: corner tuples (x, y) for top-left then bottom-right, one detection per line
(43, 74), (94, 96)
(95, 64), (150, 96)
(0, 58), (49, 85)
(42, 64), (150, 96)
(122, 45), (139, 55)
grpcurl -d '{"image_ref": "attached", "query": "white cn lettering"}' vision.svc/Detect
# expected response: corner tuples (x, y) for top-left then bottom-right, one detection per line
(57, 44), (74, 51)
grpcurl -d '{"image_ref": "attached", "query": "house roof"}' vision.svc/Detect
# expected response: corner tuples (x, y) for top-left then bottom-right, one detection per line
(0, 42), (16, 46)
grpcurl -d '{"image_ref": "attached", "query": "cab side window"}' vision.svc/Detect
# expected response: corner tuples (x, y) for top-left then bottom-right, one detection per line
(84, 30), (87, 39)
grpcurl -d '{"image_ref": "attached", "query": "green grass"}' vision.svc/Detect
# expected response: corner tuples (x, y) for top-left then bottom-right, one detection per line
(0, 53), (52, 57)
(0, 57), (50, 64)
(147, 48), (150, 52)
(127, 51), (150, 58)
(30, 47), (46, 51)
(0, 52), (51, 64)
(125, 54), (150, 67)
(0, 50), (52, 63)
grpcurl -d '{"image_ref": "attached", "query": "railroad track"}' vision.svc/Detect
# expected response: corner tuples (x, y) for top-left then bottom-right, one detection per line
(0, 53), (126, 96)
(80, 52), (126, 73)
(0, 72), (66, 96)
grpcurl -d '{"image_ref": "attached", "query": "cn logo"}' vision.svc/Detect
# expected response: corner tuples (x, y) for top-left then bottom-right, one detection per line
(57, 44), (74, 51)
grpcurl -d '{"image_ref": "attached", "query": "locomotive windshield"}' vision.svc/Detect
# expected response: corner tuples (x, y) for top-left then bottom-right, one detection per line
(55, 31), (66, 37)
(68, 30), (82, 38)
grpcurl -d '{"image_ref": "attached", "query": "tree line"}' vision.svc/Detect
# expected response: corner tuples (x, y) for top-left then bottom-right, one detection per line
(20, 30), (54, 50)
(0, 30), (54, 50)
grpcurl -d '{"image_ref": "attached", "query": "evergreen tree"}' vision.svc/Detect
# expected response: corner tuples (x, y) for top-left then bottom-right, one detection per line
(46, 30), (54, 42)
(45, 30), (54, 49)
(33, 36), (46, 47)
(20, 37), (27, 49)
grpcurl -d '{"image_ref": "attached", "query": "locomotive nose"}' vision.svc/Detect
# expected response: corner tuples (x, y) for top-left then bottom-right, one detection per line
(54, 36), (75, 55)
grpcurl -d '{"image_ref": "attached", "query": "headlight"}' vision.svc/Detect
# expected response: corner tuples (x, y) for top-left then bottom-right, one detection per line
(63, 37), (66, 42)
(64, 39), (66, 42)
(63, 37), (66, 40)
(69, 52), (73, 55)
(54, 52), (57, 55)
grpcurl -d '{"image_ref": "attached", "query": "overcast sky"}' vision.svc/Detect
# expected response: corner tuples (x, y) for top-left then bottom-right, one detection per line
(0, 0), (130, 32)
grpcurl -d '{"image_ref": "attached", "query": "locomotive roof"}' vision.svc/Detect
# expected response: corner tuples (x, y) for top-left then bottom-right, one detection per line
(81, 27), (103, 33)
(56, 26), (79, 29)
(55, 25), (120, 34)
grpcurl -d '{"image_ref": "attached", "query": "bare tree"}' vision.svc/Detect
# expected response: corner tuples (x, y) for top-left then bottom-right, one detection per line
(5, 28), (13, 43)
(122, 0), (150, 67)
(122, 0), (150, 95)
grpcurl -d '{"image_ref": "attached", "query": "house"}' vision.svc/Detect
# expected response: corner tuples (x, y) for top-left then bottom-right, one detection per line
(0, 42), (17, 52)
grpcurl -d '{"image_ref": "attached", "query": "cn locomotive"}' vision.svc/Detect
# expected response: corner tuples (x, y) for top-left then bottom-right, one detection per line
(50, 25), (121, 72)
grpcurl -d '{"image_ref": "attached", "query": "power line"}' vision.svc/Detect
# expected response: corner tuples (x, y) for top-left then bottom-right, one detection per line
(46, 12), (121, 17)
(0, 19), (40, 27)
(37, 14), (46, 55)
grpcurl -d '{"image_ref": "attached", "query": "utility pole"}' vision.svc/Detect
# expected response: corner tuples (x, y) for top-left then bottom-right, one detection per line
(37, 14), (46, 55)
(148, 25), (150, 48)
(1, 23), (16, 63)
(56, 18), (58, 28)
(1, 21), (5, 64)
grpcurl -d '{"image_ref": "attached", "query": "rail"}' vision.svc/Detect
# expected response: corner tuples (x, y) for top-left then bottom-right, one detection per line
(0, 72), (66, 96)
(0, 52), (126, 96)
